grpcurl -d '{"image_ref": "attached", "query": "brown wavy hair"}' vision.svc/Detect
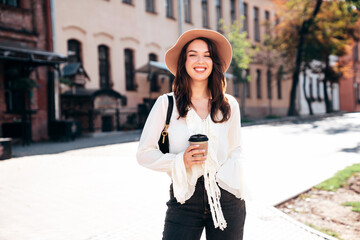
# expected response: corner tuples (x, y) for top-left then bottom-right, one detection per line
(172, 37), (230, 123)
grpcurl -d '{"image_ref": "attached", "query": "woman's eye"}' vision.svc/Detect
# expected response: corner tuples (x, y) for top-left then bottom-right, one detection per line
(205, 55), (211, 58)
(189, 54), (196, 57)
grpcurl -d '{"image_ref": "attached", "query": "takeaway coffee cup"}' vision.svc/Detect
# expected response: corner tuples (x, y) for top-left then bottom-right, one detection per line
(188, 134), (208, 157)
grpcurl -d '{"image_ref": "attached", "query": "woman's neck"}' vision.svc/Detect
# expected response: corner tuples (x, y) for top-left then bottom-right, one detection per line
(190, 81), (210, 100)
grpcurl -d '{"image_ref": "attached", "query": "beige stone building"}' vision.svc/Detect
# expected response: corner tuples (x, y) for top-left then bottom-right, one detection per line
(54, 0), (291, 132)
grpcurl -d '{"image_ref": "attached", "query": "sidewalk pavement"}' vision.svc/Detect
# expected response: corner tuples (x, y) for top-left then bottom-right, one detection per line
(5, 112), (359, 240)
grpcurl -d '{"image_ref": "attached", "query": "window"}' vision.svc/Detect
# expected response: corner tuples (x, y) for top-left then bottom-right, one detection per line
(166, 0), (174, 18)
(254, 7), (260, 42)
(122, 0), (132, 4)
(256, 69), (262, 99)
(0, 0), (19, 7)
(216, 0), (222, 31)
(184, 0), (191, 23)
(267, 69), (272, 99)
(242, 2), (248, 32)
(245, 69), (250, 98)
(275, 14), (280, 26)
(67, 39), (82, 63)
(233, 79), (239, 97)
(98, 45), (111, 89)
(149, 53), (160, 92)
(4, 64), (26, 113)
(230, 0), (236, 24)
(125, 49), (136, 91)
(202, 0), (209, 28)
(265, 10), (270, 35)
(277, 66), (283, 99)
(145, 0), (155, 13)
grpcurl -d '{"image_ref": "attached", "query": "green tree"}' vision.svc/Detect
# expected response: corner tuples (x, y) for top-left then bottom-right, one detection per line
(273, 0), (323, 116)
(273, 0), (360, 115)
(222, 20), (257, 118)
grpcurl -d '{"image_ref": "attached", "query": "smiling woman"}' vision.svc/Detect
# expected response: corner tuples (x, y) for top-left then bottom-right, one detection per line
(137, 29), (249, 240)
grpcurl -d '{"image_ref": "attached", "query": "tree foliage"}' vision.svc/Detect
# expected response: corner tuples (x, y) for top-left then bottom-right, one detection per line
(272, 0), (360, 114)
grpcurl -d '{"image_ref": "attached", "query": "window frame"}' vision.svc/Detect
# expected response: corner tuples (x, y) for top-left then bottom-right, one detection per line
(267, 69), (272, 99)
(0, 0), (19, 7)
(166, 0), (174, 18)
(254, 6), (260, 42)
(201, 0), (209, 28)
(230, 0), (236, 24)
(277, 67), (282, 99)
(242, 2), (248, 33)
(67, 39), (82, 63)
(145, 0), (156, 13)
(98, 45), (111, 89)
(122, 0), (132, 5)
(256, 69), (262, 99)
(125, 48), (136, 91)
(184, 0), (192, 23)
(215, 0), (222, 32)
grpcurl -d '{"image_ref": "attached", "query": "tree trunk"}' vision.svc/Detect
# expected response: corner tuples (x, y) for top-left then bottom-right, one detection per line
(287, 0), (323, 116)
(323, 55), (333, 113)
(303, 67), (314, 115)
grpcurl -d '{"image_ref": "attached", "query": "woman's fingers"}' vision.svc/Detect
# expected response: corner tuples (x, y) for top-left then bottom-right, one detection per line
(186, 144), (200, 152)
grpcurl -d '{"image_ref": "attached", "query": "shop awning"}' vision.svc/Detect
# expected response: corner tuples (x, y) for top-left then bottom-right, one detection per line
(0, 42), (67, 65)
(135, 61), (173, 76)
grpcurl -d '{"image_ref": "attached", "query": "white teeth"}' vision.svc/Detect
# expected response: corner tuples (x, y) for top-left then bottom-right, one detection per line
(194, 68), (206, 71)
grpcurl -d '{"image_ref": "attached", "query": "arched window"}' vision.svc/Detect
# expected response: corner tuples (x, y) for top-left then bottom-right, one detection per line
(267, 69), (272, 99)
(98, 45), (111, 89)
(277, 66), (283, 99)
(125, 49), (136, 91)
(256, 69), (262, 99)
(67, 39), (82, 63)
(149, 53), (160, 92)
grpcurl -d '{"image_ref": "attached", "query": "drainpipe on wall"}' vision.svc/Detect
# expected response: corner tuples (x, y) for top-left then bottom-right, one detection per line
(178, 0), (183, 36)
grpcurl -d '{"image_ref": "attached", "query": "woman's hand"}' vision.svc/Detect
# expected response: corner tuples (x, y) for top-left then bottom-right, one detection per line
(183, 145), (207, 169)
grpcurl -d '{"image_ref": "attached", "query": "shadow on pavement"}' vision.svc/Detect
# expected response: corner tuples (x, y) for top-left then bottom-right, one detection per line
(11, 131), (142, 158)
(340, 143), (360, 154)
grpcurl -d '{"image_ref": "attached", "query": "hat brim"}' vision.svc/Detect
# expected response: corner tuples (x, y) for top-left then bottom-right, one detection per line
(165, 29), (232, 76)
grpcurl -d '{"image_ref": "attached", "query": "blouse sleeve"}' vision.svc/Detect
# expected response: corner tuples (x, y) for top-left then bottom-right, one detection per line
(136, 94), (183, 173)
(216, 96), (252, 200)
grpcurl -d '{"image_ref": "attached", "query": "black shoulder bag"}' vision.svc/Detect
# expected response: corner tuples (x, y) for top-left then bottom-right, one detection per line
(158, 95), (174, 154)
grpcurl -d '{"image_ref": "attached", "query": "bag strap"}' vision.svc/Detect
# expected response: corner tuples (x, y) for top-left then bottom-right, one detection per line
(160, 95), (173, 144)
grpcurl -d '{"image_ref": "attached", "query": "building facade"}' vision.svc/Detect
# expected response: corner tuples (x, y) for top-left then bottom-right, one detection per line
(0, 0), (66, 142)
(297, 59), (340, 115)
(339, 41), (360, 112)
(54, 0), (291, 132)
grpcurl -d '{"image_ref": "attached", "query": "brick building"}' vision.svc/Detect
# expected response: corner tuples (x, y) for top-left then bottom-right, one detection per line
(0, 0), (66, 142)
(339, 41), (360, 112)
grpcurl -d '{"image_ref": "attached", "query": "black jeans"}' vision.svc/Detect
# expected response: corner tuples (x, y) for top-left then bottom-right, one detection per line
(162, 176), (246, 240)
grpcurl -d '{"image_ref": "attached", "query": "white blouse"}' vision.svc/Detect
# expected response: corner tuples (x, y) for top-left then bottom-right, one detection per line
(136, 92), (250, 229)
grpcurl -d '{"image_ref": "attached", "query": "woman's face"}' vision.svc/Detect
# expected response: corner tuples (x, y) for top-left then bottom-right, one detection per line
(185, 39), (213, 83)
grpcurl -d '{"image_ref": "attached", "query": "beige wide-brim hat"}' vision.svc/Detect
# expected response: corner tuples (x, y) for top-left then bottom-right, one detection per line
(165, 29), (232, 76)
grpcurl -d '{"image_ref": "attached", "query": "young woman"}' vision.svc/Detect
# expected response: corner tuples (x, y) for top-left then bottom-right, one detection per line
(137, 29), (248, 240)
